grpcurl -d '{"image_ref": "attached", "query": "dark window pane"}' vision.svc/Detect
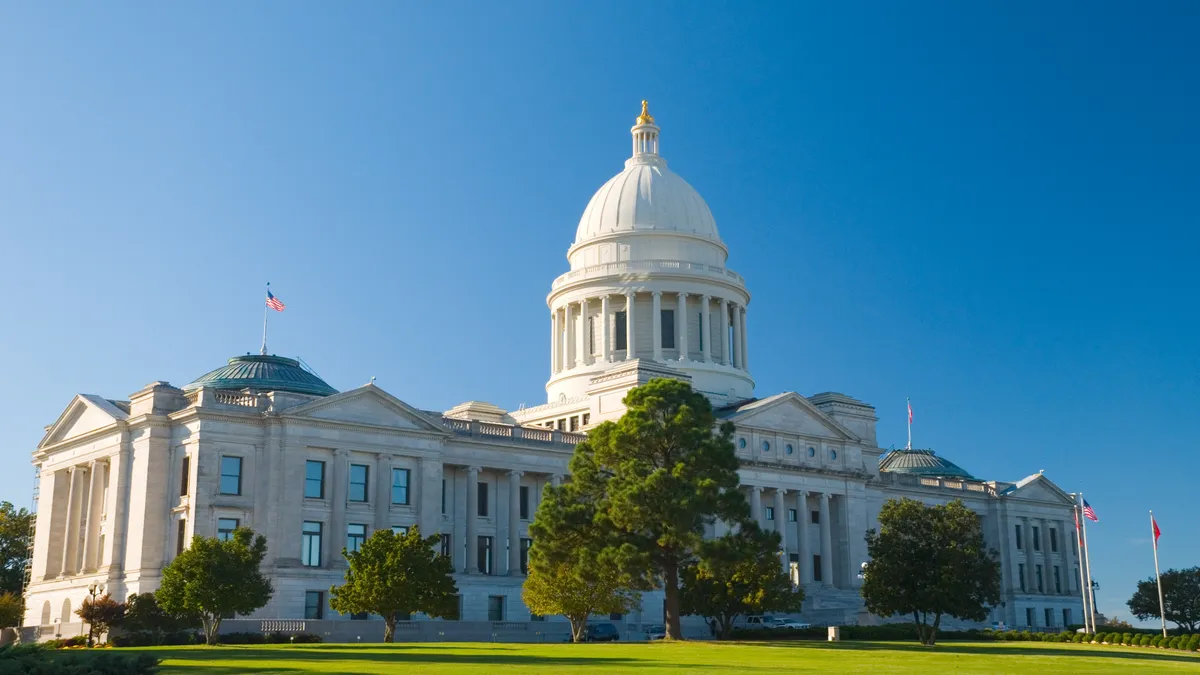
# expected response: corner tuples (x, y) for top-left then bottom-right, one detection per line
(219, 456), (242, 495)
(614, 311), (627, 350)
(477, 482), (489, 517)
(304, 591), (323, 620)
(519, 486), (529, 520)
(305, 460), (325, 499)
(347, 524), (366, 553)
(661, 309), (675, 348)
(302, 521), (322, 567)
(180, 456), (190, 496)
(217, 518), (239, 542)
(349, 464), (369, 502)
(391, 468), (410, 505)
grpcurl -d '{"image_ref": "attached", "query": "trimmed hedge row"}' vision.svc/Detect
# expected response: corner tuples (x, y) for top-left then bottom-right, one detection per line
(732, 624), (1200, 652)
(1086, 631), (1200, 651)
(217, 632), (323, 645)
(0, 644), (159, 674)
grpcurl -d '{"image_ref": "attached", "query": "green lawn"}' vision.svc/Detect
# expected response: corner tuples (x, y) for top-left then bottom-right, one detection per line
(134, 640), (1200, 674)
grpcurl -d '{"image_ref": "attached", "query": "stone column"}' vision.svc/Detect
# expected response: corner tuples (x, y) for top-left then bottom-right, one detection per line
(796, 491), (811, 584)
(81, 460), (106, 571)
(551, 311), (560, 374)
(1058, 518), (1071, 594)
(60, 466), (84, 576)
(774, 489), (788, 574)
(600, 295), (611, 362)
(731, 304), (743, 369)
(465, 466), (480, 573)
(819, 492), (833, 586)
(1020, 517), (1033, 592)
(677, 292), (688, 361)
(331, 449), (348, 568)
(578, 299), (589, 366)
(508, 471), (523, 576)
(625, 293), (636, 360)
(719, 298), (730, 365)
(734, 303), (744, 367)
(748, 486), (763, 528)
(701, 295), (712, 362)
(1042, 519), (1054, 595)
(651, 292), (663, 361)
(561, 305), (572, 372)
(374, 454), (391, 532)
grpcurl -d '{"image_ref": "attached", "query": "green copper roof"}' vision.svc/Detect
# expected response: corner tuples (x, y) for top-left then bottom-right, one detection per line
(185, 354), (337, 397)
(878, 449), (975, 480)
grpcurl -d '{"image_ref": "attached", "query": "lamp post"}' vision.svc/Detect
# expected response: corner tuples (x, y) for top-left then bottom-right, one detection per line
(86, 582), (104, 647)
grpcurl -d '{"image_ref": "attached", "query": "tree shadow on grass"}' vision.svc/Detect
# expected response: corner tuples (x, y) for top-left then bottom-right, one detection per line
(758, 640), (1200, 665)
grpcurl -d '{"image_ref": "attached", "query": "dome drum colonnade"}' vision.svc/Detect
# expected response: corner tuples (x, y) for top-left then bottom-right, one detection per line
(545, 102), (753, 404)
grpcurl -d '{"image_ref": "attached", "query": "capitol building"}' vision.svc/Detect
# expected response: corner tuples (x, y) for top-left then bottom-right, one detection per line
(25, 103), (1083, 638)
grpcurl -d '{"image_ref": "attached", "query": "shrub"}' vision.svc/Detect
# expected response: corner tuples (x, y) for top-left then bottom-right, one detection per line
(110, 631), (201, 647)
(216, 631), (322, 645)
(1151, 635), (1162, 647)
(1186, 636), (1199, 651)
(1169, 636), (1182, 649)
(1071, 633), (1083, 643)
(0, 643), (159, 674)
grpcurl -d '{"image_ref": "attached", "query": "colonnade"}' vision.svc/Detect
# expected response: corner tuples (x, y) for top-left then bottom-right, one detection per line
(550, 291), (747, 375)
(747, 486), (841, 587)
(54, 460), (109, 578)
(462, 466), (562, 577)
(1016, 516), (1076, 596)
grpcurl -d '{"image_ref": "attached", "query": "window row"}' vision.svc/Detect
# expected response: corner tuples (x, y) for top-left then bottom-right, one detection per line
(215, 456), (414, 504)
(737, 439), (838, 461)
(1014, 524), (1071, 554)
(1023, 607), (1073, 628)
(1017, 563), (1066, 594)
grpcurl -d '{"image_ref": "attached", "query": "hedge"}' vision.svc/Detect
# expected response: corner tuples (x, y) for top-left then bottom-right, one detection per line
(0, 643), (159, 674)
(730, 626), (1200, 652)
(216, 632), (323, 645)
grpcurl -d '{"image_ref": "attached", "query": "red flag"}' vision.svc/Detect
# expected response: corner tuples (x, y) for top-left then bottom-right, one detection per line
(1074, 507), (1083, 544)
(1152, 517), (1161, 543)
(908, 399), (913, 424)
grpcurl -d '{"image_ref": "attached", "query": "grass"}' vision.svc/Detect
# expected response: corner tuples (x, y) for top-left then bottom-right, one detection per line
(132, 640), (1200, 674)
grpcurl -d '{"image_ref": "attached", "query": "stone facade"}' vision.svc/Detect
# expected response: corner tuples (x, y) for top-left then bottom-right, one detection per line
(23, 102), (1083, 638)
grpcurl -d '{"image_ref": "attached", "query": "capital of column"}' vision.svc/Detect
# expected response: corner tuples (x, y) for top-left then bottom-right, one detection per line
(651, 291), (662, 298)
(468, 465), (481, 476)
(508, 470), (524, 478)
(749, 485), (764, 493)
(775, 487), (788, 496)
(334, 448), (349, 457)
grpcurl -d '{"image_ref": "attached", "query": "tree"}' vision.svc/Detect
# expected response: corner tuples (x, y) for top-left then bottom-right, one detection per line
(680, 524), (804, 639)
(860, 498), (1000, 645)
(1128, 567), (1200, 632)
(122, 592), (201, 642)
(76, 593), (125, 646)
(565, 378), (748, 640)
(329, 526), (458, 643)
(156, 526), (273, 645)
(522, 559), (640, 642)
(0, 502), (33, 596)
(0, 592), (22, 628)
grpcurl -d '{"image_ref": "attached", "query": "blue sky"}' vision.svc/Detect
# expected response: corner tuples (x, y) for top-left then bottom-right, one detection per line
(1, 2), (1197, 623)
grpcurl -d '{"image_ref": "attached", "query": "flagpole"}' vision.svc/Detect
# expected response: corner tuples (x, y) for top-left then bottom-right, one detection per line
(1151, 510), (1167, 639)
(261, 282), (270, 355)
(1074, 502), (1092, 633)
(906, 398), (912, 450)
(1079, 493), (1098, 632)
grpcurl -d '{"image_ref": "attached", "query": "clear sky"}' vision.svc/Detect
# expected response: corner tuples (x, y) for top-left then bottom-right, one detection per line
(1, 2), (1197, 624)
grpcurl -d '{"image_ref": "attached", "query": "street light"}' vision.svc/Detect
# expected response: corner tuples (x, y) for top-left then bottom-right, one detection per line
(856, 561), (868, 581)
(86, 582), (104, 648)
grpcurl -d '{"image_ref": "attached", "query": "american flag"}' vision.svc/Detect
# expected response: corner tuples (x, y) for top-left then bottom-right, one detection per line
(1082, 499), (1098, 522)
(266, 289), (286, 312)
(908, 399), (913, 424)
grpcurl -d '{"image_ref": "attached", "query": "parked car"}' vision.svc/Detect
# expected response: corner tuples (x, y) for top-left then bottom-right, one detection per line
(744, 615), (809, 629)
(585, 623), (620, 642)
(644, 625), (666, 640)
(777, 619), (811, 629)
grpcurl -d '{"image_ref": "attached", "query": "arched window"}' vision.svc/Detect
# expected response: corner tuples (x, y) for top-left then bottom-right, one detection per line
(60, 598), (72, 623)
(40, 601), (51, 625)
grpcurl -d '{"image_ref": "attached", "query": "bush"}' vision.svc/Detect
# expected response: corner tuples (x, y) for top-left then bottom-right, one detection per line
(216, 631), (322, 645)
(0, 643), (159, 674)
(109, 631), (201, 647)
(1186, 636), (1199, 651)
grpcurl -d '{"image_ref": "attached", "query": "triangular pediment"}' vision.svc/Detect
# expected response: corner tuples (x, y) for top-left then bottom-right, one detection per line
(39, 395), (127, 448)
(1004, 474), (1075, 505)
(281, 384), (449, 434)
(721, 392), (859, 442)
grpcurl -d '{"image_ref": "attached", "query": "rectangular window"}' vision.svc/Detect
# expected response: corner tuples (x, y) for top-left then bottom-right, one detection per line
(1045, 608), (1053, 627)
(217, 518), (239, 542)
(1026, 607), (1035, 627)
(588, 316), (596, 355)
(812, 555), (822, 582)
(520, 537), (532, 574)
(219, 456), (243, 495)
(1036, 565), (1044, 593)
(440, 533), (452, 559)
(304, 591), (324, 620)
(569, 416), (579, 432)
(441, 479), (447, 514)
(1063, 609), (1072, 627)
(479, 536), (494, 575)
(1015, 524), (1023, 550)
(391, 468), (410, 505)
(1019, 564), (1026, 592)
(556, 418), (565, 431)
(811, 510), (820, 524)
(519, 486), (530, 520)
(788, 508), (797, 522)
(304, 460), (325, 499)
(478, 482), (489, 517)
(1072, 535), (1078, 556)
(614, 311), (627, 350)
(661, 309), (675, 348)
(765, 507), (775, 521)
(1032, 526), (1041, 551)
(1050, 528), (1058, 552)
(581, 413), (590, 426)
(302, 521), (322, 567)
(180, 456), (190, 496)
(391, 526), (409, 536)
(347, 523), (366, 553)
(487, 595), (505, 622)
(1054, 566), (1061, 593)
(697, 312), (703, 351)
(349, 464), (369, 502)
(176, 519), (187, 555)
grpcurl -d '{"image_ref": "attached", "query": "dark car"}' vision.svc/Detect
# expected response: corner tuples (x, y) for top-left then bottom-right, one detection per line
(585, 622), (620, 642)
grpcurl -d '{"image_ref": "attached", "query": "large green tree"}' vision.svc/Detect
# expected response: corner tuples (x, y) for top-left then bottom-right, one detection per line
(0, 502), (33, 596)
(156, 527), (273, 645)
(860, 498), (1000, 645)
(566, 378), (747, 640)
(1128, 567), (1200, 632)
(680, 524), (805, 639)
(329, 526), (458, 643)
(522, 559), (640, 642)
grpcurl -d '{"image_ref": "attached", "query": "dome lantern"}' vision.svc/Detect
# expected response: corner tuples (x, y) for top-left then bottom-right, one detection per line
(631, 100), (660, 160)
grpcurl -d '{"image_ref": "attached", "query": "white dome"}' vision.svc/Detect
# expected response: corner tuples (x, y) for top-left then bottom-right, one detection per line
(573, 159), (722, 247)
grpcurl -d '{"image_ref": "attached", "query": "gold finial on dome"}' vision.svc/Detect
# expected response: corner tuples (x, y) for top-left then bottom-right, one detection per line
(636, 99), (654, 125)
